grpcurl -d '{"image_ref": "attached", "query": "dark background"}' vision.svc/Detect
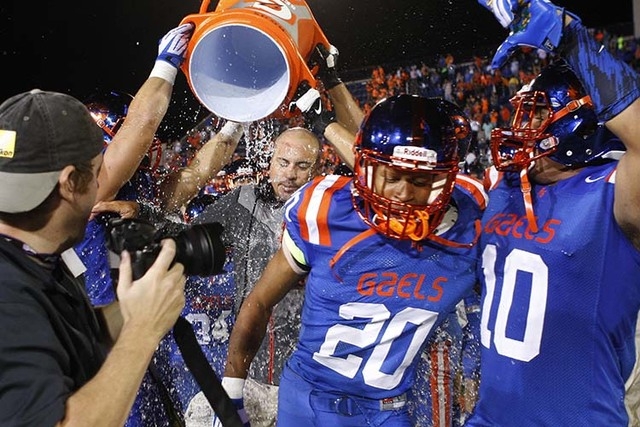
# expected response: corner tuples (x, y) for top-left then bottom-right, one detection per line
(0, 0), (633, 138)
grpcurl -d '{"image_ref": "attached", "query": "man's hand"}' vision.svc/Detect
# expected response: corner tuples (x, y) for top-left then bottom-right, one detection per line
(289, 80), (322, 116)
(305, 104), (336, 136)
(477, 0), (519, 28)
(212, 377), (251, 427)
(477, 0), (579, 68)
(90, 200), (140, 220)
(157, 23), (194, 68)
(311, 43), (342, 90)
(150, 22), (194, 83)
(116, 239), (186, 342)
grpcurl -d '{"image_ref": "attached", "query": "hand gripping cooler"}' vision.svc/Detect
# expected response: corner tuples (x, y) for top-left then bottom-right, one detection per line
(180, 0), (330, 122)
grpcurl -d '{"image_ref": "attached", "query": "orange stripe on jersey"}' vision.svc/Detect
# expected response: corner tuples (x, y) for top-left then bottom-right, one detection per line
(329, 228), (377, 273)
(606, 167), (617, 184)
(297, 176), (352, 245)
(456, 174), (488, 210)
(316, 176), (352, 246)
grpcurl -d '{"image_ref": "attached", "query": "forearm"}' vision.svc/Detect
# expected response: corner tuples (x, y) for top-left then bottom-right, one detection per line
(225, 249), (303, 379)
(57, 324), (159, 427)
(160, 121), (243, 211)
(560, 18), (640, 122)
(324, 122), (355, 169)
(328, 83), (365, 135)
(559, 18), (640, 241)
(97, 77), (174, 202)
(224, 301), (272, 379)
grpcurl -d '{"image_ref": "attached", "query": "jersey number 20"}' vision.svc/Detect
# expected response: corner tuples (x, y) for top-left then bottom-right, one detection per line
(312, 302), (437, 390)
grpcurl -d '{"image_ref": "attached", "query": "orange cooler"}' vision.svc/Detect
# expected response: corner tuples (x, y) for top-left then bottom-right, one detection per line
(180, 0), (330, 122)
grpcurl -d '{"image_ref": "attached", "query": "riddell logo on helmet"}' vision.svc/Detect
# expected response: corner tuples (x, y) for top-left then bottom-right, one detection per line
(0, 130), (17, 158)
(393, 146), (437, 164)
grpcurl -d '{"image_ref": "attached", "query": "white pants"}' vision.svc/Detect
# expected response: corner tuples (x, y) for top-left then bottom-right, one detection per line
(244, 377), (279, 427)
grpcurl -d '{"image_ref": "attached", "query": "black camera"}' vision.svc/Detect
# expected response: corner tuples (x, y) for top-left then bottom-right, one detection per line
(106, 218), (226, 280)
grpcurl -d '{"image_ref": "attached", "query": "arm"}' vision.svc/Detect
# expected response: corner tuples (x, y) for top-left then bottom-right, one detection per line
(224, 248), (304, 380)
(552, 14), (640, 247)
(610, 100), (640, 248)
(57, 240), (186, 427)
(304, 97), (357, 169)
(459, 289), (481, 415)
(157, 121), (244, 212)
(96, 23), (194, 203)
(323, 121), (355, 169)
(314, 43), (365, 135)
(90, 200), (140, 220)
(477, 0), (640, 247)
(327, 83), (365, 135)
(306, 44), (360, 169)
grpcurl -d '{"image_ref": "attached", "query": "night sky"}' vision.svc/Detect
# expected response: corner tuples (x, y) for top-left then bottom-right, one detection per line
(1, 0), (633, 139)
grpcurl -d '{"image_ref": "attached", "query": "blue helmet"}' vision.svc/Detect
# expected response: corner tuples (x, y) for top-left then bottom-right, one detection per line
(222, 157), (260, 190)
(353, 95), (466, 241)
(491, 60), (624, 170)
(184, 193), (219, 223)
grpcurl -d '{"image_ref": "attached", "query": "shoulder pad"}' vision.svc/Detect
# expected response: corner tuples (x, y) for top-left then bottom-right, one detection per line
(455, 174), (488, 211)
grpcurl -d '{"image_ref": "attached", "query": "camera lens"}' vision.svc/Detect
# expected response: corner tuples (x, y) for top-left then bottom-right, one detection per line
(174, 222), (226, 276)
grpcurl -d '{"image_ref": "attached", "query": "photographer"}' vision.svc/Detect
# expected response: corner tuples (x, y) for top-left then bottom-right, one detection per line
(0, 90), (186, 426)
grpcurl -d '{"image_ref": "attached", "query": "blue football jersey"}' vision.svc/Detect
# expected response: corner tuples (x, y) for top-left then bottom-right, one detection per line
(281, 174), (485, 400)
(154, 251), (237, 415)
(75, 171), (156, 307)
(468, 162), (640, 426)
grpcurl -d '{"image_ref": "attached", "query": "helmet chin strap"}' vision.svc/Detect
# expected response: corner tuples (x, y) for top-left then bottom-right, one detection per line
(520, 166), (539, 234)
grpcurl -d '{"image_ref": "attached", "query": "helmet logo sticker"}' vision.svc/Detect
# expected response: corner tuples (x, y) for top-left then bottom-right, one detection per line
(392, 146), (437, 163)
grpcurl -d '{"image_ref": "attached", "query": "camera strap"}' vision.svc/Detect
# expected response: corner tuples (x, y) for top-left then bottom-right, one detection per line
(147, 361), (186, 427)
(172, 316), (244, 427)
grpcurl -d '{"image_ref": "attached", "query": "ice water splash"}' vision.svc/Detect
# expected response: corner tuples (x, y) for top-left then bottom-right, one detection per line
(244, 118), (283, 171)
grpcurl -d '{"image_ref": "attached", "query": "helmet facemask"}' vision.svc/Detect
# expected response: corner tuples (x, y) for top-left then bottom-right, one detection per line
(491, 89), (593, 172)
(352, 95), (468, 243)
(489, 62), (596, 234)
(353, 143), (458, 242)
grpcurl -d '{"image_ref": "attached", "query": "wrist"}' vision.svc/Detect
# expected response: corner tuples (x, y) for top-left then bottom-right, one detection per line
(219, 121), (244, 140)
(149, 60), (178, 84)
(221, 377), (245, 399)
(322, 71), (342, 90)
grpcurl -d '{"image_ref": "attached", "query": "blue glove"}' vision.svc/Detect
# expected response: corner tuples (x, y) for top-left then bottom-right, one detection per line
(156, 23), (194, 69)
(477, 0), (519, 28)
(477, 0), (580, 69)
(211, 398), (250, 427)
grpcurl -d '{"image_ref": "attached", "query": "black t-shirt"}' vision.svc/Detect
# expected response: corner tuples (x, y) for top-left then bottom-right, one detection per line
(0, 238), (109, 426)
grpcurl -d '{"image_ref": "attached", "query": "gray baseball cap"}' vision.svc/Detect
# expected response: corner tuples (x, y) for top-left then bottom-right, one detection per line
(0, 89), (104, 213)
